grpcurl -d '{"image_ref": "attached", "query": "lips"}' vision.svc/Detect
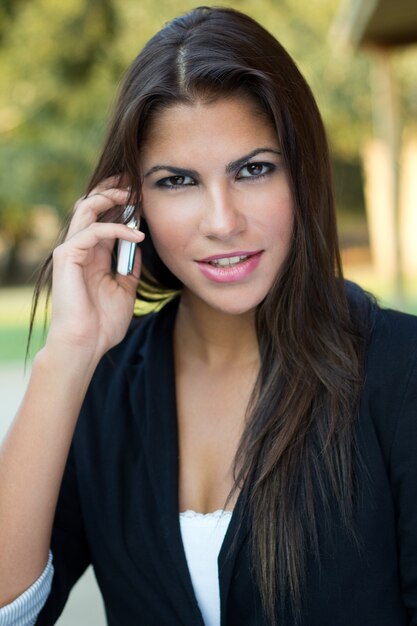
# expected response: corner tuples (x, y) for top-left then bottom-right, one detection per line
(197, 250), (262, 263)
(196, 250), (263, 283)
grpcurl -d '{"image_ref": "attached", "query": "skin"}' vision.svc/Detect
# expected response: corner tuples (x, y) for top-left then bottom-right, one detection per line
(0, 95), (294, 603)
(0, 185), (144, 604)
(140, 97), (294, 511)
(140, 96), (293, 321)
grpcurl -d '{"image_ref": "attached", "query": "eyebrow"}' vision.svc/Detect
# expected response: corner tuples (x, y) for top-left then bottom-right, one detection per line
(143, 147), (282, 179)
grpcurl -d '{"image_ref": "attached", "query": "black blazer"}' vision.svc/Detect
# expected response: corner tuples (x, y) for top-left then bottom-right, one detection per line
(37, 288), (417, 625)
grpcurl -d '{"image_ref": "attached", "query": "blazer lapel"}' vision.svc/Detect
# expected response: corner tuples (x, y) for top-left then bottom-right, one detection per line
(218, 489), (251, 623)
(127, 298), (205, 624)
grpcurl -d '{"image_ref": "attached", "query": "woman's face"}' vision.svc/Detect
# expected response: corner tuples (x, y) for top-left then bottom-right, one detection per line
(139, 96), (293, 316)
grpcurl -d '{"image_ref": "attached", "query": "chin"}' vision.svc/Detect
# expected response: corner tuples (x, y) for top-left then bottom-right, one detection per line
(199, 290), (267, 317)
(180, 276), (272, 317)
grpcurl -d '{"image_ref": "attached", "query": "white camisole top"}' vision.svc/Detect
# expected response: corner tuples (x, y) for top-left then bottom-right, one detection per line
(179, 509), (233, 626)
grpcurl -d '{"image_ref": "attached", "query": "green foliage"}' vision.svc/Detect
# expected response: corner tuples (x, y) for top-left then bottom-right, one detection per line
(0, 0), (416, 283)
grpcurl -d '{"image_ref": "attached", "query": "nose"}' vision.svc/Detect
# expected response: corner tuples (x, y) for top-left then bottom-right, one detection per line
(199, 186), (246, 240)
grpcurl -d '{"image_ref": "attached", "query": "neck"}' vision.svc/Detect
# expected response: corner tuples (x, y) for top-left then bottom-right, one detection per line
(174, 291), (260, 369)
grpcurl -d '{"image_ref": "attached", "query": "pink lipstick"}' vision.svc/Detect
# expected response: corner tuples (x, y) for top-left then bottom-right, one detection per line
(196, 250), (263, 283)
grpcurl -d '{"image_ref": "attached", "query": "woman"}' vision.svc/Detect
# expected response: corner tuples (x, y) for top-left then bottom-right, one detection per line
(1, 6), (416, 626)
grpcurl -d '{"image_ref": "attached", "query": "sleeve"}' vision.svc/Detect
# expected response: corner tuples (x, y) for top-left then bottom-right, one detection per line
(389, 349), (417, 624)
(0, 553), (53, 626)
(35, 446), (92, 625)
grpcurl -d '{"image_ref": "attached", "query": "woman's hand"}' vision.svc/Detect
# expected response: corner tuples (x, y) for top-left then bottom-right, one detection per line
(46, 177), (145, 361)
(0, 176), (145, 603)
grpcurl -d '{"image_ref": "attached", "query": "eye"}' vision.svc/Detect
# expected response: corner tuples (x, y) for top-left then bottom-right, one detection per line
(156, 174), (196, 189)
(236, 162), (275, 180)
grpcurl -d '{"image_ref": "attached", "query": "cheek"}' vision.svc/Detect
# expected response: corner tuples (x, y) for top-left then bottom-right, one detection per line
(253, 187), (294, 240)
(141, 191), (199, 252)
(145, 218), (174, 261)
(278, 196), (294, 235)
(142, 194), (170, 241)
(274, 185), (293, 233)
(142, 204), (189, 268)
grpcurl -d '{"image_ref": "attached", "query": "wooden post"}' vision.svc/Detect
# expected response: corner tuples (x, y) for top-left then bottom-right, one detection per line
(400, 133), (417, 277)
(369, 49), (404, 304)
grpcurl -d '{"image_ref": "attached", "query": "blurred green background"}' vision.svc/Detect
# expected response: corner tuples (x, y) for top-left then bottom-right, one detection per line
(1, 0), (417, 363)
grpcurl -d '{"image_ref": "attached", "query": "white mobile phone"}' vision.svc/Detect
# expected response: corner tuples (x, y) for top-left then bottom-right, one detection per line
(117, 206), (139, 276)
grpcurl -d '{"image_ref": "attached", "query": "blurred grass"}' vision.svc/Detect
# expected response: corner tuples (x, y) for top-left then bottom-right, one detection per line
(0, 287), (47, 363)
(0, 324), (45, 363)
(0, 271), (416, 363)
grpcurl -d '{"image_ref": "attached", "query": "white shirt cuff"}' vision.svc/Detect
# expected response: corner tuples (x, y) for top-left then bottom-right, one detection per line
(0, 552), (54, 626)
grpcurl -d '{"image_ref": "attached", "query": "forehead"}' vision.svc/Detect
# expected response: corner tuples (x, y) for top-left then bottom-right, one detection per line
(140, 96), (278, 162)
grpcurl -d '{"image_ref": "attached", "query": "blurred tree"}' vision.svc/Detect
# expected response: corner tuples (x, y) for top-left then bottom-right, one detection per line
(0, 0), (416, 283)
(0, 0), (120, 280)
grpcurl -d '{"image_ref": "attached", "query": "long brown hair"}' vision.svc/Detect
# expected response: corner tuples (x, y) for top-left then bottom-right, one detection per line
(32, 7), (370, 622)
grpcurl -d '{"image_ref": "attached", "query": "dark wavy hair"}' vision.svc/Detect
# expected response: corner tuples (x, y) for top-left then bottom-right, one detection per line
(32, 7), (367, 622)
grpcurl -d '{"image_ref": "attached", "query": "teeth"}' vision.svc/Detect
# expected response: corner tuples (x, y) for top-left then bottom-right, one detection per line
(209, 255), (248, 267)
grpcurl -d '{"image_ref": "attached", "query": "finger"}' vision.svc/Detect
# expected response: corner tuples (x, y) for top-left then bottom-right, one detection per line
(73, 187), (131, 215)
(88, 174), (133, 198)
(68, 189), (133, 238)
(73, 176), (125, 211)
(90, 174), (126, 194)
(57, 222), (144, 263)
